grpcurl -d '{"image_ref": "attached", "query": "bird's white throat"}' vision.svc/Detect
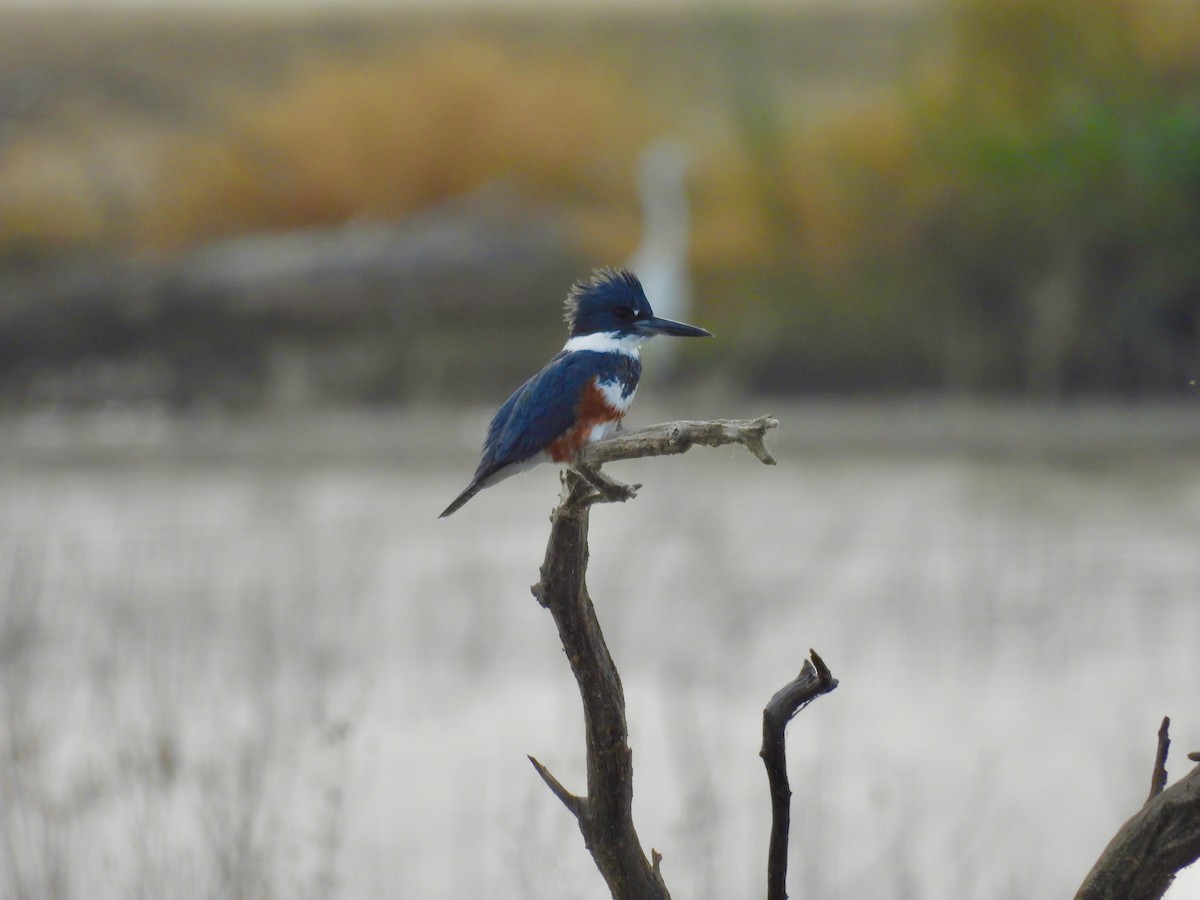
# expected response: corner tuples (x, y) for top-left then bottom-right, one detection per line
(561, 331), (647, 358)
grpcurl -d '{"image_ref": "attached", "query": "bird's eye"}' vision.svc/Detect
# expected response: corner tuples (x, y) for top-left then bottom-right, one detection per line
(614, 306), (633, 319)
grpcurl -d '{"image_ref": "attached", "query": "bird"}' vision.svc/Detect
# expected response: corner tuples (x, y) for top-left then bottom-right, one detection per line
(627, 139), (693, 373)
(439, 267), (711, 518)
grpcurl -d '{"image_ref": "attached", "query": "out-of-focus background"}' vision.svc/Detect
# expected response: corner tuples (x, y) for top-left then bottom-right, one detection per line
(1, 0), (1198, 898)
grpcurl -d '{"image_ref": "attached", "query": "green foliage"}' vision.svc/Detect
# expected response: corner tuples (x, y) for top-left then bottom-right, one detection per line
(787, 0), (1200, 394)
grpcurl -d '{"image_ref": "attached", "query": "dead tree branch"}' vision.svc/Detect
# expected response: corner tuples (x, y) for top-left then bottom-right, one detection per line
(528, 415), (778, 899)
(1075, 717), (1200, 900)
(760, 650), (839, 900)
(582, 415), (778, 468)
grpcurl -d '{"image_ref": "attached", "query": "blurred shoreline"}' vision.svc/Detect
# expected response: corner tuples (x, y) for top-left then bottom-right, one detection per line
(2, 1), (1197, 414)
(3, 399), (1198, 468)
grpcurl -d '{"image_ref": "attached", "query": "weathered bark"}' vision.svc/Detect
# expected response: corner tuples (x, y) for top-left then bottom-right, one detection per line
(529, 473), (671, 900)
(1075, 717), (1200, 900)
(581, 415), (778, 469)
(527, 416), (778, 899)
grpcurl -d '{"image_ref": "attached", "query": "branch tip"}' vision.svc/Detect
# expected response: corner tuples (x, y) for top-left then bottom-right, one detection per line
(744, 416), (779, 465)
(762, 646), (838, 900)
(810, 648), (833, 684)
(528, 755), (584, 817)
(1149, 717), (1171, 803)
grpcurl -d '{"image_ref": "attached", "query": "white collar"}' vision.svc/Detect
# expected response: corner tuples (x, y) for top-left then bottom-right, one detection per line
(561, 331), (646, 358)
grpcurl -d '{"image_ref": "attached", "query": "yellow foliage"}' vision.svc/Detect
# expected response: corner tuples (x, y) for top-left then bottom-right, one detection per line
(141, 37), (654, 251)
(1128, 0), (1200, 76)
(690, 140), (775, 269)
(0, 135), (116, 252)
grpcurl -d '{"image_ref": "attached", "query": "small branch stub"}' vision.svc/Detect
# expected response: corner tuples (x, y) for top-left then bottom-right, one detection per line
(528, 754), (584, 817)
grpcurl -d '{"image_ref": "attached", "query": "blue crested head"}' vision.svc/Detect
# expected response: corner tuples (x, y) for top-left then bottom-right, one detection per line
(563, 268), (713, 340)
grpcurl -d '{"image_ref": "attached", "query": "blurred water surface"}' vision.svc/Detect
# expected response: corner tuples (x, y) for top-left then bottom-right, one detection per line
(1, 404), (1199, 899)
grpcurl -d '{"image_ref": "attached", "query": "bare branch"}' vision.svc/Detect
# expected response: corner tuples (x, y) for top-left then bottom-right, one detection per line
(760, 650), (839, 900)
(530, 470), (672, 900)
(526, 416), (778, 898)
(1075, 720), (1200, 900)
(581, 415), (779, 468)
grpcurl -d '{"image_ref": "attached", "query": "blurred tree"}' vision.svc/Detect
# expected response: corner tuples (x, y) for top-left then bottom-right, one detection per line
(3, 5), (1197, 401)
(790, 0), (1200, 395)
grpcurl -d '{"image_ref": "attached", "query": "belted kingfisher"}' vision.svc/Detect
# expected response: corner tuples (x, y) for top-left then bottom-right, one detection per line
(439, 268), (711, 518)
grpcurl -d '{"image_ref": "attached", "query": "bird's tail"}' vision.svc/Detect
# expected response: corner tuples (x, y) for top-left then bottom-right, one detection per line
(439, 479), (483, 518)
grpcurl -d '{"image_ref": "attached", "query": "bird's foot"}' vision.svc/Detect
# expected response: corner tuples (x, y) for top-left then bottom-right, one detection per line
(574, 464), (641, 506)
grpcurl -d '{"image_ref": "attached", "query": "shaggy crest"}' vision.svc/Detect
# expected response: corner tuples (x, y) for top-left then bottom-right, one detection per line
(563, 268), (648, 334)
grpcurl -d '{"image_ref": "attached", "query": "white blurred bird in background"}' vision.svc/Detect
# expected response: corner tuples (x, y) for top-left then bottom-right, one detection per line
(627, 139), (693, 375)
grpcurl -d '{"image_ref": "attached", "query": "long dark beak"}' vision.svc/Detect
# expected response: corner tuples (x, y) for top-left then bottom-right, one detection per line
(634, 315), (713, 338)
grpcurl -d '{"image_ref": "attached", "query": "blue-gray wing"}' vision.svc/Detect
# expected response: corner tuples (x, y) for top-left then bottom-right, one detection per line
(475, 350), (640, 481)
